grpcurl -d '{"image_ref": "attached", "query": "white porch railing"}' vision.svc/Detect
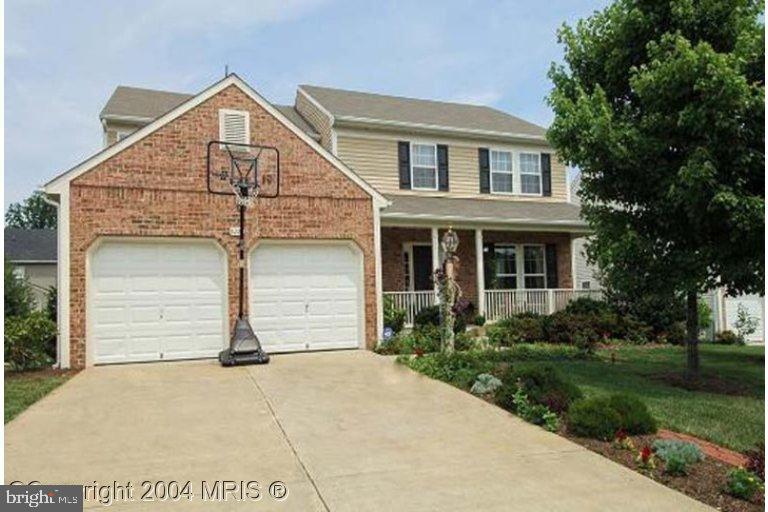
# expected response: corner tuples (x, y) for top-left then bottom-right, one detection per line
(485, 289), (603, 321)
(383, 291), (436, 326)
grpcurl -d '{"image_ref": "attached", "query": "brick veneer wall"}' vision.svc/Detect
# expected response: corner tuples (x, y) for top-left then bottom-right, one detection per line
(68, 85), (376, 368)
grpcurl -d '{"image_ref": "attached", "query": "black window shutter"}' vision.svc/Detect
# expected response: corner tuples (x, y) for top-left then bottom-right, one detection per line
(398, 141), (411, 189)
(541, 153), (552, 197)
(437, 144), (449, 191)
(483, 242), (496, 289)
(479, 148), (490, 193)
(545, 244), (558, 288)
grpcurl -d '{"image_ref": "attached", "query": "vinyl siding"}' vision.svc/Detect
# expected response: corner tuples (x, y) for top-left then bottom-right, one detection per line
(336, 130), (568, 202)
(295, 89), (334, 151)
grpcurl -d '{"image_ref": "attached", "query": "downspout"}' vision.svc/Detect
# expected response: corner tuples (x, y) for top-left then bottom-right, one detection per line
(40, 191), (61, 369)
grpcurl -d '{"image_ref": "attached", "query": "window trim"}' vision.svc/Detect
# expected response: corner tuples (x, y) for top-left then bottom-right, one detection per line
(218, 108), (251, 146)
(409, 142), (439, 191)
(489, 149), (514, 195)
(493, 244), (518, 289)
(519, 152), (543, 197)
(521, 244), (547, 288)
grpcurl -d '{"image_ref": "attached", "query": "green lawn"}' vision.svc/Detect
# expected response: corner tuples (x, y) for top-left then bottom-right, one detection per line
(539, 344), (764, 452)
(5, 370), (74, 423)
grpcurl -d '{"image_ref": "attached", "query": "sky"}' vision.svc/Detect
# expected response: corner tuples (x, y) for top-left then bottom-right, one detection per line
(4, 0), (609, 209)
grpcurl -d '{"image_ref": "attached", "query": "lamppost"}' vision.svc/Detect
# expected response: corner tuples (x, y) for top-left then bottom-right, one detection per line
(438, 227), (460, 352)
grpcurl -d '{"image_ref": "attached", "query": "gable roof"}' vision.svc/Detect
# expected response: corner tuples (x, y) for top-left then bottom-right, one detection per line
(100, 86), (320, 139)
(45, 75), (385, 205)
(100, 86), (192, 121)
(298, 84), (547, 140)
(5, 228), (57, 262)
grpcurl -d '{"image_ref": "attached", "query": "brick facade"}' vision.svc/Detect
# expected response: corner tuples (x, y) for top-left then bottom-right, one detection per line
(381, 227), (572, 313)
(68, 85), (376, 368)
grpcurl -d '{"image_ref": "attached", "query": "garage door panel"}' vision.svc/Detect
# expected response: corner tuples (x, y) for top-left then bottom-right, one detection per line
(250, 243), (362, 353)
(90, 240), (226, 364)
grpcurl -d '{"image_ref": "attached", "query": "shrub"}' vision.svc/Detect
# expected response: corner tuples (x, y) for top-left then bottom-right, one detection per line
(496, 365), (582, 414)
(470, 373), (502, 395)
(5, 311), (57, 371)
(734, 304), (759, 343)
(5, 263), (35, 318)
(487, 313), (546, 346)
(714, 330), (741, 345)
(661, 322), (688, 345)
(564, 297), (612, 316)
(745, 443), (765, 481)
(567, 393), (657, 440)
(607, 394), (657, 435)
(652, 439), (704, 476)
(726, 467), (764, 501)
(567, 396), (623, 440)
(454, 332), (477, 352)
(401, 350), (495, 389)
(546, 311), (601, 352)
(473, 314), (486, 326)
(376, 325), (441, 355)
(510, 386), (559, 432)
(414, 305), (466, 334)
(383, 296), (406, 335)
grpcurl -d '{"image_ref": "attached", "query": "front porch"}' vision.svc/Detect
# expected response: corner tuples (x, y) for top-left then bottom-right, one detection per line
(380, 225), (600, 325)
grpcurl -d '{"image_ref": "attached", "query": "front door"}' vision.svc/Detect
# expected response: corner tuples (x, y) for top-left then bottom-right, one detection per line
(412, 245), (433, 291)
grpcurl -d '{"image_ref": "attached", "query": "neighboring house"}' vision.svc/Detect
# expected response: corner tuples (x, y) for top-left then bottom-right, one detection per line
(570, 173), (764, 343)
(569, 173), (601, 290)
(4, 228), (57, 309)
(43, 74), (596, 369)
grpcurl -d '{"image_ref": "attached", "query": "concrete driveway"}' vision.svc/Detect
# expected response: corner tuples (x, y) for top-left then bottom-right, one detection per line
(6, 351), (712, 511)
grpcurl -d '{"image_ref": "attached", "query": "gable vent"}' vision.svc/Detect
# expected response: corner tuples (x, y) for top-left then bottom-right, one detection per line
(219, 109), (250, 145)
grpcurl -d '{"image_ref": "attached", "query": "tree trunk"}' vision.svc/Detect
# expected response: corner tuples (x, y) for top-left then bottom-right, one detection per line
(685, 291), (700, 381)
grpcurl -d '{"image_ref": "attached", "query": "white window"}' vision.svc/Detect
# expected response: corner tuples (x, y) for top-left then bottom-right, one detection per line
(523, 245), (546, 288)
(219, 109), (250, 146)
(490, 150), (513, 194)
(493, 245), (517, 289)
(410, 143), (438, 190)
(520, 153), (542, 195)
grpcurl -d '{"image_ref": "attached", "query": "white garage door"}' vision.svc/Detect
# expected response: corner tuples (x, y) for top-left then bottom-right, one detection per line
(90, 240), (227, 364)
(249, 242), (362, 352)
(725, 294), (765, 343)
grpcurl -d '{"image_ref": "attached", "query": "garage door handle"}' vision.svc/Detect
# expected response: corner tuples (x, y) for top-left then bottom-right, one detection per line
(305, 303), (309, 313)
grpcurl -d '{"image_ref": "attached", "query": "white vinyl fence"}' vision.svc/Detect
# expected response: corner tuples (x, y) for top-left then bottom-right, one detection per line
(383, 291), (436, 326)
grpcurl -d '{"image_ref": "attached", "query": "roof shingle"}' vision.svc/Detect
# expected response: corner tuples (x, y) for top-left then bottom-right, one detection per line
(5, 228), (57, 262)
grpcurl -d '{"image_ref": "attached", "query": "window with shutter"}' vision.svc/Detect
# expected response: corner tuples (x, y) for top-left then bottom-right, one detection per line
(219, 109), (250, 146)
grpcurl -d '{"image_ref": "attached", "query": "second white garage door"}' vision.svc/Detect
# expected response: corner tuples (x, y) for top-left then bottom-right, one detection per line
(90, 240), (227, 364)
(249, 242), (363, 352)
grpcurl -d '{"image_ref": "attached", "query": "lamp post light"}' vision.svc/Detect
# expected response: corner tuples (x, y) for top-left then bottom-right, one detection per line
(438, 227), (460, 352)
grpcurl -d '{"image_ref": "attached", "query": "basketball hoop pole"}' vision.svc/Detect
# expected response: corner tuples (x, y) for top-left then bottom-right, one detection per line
(238, 192), (246, 318)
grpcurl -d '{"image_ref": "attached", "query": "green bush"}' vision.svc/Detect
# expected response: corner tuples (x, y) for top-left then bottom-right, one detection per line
(564, 297), (612, 316)
(400, 350), (495, 389)
(5, 312), (57, 371)
(651, 439), (704, 476)
(5, 263), (35, 318)
(726, 467), (764, 501)
(545, 311), (601, 352)
(567, 393), (657, 440)
(496, 365), (582, 414)
(473, 314), (486, 326)
(414, 305), (466, 334)
(470, 373), (502, 395)
(383, 296), (406, 335)
(566, 396), (623, 440)
(509, 385), (560, 432)
(487, 313), (546, 346)
(714, 330), (742, 345)
(377, 324), (441, 355)
(607, 393), (657, 435)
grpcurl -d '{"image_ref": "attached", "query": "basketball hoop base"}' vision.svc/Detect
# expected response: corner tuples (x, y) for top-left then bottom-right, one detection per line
(218, 317), (270, 366)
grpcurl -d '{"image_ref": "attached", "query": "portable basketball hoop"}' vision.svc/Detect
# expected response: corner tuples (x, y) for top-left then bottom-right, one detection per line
(207, 140), (280, 366)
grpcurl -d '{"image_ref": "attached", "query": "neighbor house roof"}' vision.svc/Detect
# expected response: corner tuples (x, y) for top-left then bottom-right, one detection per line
(99, 85), (320, 139)
(299, 84), (547, 140)
(381, 195), (586, 229)
(5, 228), (57, 262)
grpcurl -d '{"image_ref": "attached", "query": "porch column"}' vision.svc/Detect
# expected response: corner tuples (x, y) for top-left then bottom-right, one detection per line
(431, 227), (440, 300)
(475, 229), (485, 316)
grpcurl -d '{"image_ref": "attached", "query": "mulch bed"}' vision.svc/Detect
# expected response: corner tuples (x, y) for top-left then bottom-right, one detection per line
(566, 432), (763, 512)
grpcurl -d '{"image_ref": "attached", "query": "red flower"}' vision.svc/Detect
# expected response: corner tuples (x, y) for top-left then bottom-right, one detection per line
(414, 348), (425, 358)
(614, 429), (627, 441)
(640, 445), (652, 463)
